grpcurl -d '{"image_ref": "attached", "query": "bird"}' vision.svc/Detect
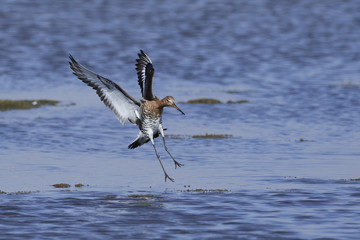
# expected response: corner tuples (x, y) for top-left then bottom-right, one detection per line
(69, 50), (185, 182)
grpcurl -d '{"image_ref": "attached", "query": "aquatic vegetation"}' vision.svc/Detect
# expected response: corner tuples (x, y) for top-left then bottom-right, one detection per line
(3, 190), (40, 195)
(13, 191), (39, 195)
(187, 98), (221, 104)
(227, 100), (249, 104)
(225, 90), (244, 94)
(340, 178), (360, 182)
(51, 183), (87, 189)
(350, 178), (360, 181)
(128, 194), (163, 201)
(0, 99), (59, 111)
(192, 133), (233, 139)
(52, 183), (71, 188)
(297, 138), (314, 142)
(0, 190), (40, 195)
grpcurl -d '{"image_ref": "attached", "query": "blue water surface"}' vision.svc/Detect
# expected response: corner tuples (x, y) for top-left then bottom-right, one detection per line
(1, 0), (360, 239)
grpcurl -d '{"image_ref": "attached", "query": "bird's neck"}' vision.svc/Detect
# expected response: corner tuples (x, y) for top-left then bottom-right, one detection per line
(141, 99), (164, 118)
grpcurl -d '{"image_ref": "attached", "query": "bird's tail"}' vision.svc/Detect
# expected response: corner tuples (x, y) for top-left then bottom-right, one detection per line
(128, 132), (150, 149)
(128, 138), (149, 149)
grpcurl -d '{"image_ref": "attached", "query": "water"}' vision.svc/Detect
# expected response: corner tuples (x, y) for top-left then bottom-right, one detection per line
(1, 0), (360, 239)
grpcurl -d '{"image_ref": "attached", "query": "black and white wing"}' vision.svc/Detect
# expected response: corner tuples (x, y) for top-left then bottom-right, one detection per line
(135, 50), (155, 100)
(69, 55), (141, 125)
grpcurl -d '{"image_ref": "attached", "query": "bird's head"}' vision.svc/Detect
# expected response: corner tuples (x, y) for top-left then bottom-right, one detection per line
(163, 96), (185, 115)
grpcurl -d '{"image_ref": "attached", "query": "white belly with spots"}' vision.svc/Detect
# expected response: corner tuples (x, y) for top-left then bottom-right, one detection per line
(142, 115), (162, 137)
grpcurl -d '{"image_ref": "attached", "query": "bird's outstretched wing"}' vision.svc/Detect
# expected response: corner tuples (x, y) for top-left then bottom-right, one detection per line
(135, 50), (155, 100)
(69, 55), (141, 125)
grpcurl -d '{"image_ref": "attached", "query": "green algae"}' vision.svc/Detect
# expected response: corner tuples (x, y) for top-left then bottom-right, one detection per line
(0, 99), (59, 111)
(225, 90), (244, 94)
(297, 138), (315, 142)
(192, 133), (233, 139)
(12, 191), (39, 195)
(52, 183), (71, 188)
(74, 184), (84, 188)
(227, 100), (249, 104)
(187, 98), (221, 104)
(350, 178), (360, 181)
(2, 190), (40, 195)
(128, 194), (163, 201)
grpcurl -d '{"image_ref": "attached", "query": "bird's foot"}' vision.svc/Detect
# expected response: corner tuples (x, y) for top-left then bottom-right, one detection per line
(164, 173), (174, 182)
(174, 160), (184, 169)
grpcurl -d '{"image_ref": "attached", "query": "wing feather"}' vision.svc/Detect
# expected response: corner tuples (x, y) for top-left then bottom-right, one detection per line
(135, 50), (155, 100)
(69, 55), (141, 125)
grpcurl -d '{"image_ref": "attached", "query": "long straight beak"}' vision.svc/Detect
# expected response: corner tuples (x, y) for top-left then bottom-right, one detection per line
(172, 103), (185, 115)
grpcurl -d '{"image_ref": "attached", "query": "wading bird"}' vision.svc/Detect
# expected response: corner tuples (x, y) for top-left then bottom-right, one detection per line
(69, 50), (185, 182)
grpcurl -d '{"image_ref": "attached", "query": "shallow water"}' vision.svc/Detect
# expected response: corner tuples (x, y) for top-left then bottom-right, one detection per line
(1, 0), (360, 239)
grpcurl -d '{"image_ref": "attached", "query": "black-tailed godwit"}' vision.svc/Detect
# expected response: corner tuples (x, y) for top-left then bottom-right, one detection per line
(69, 50), (184, 182)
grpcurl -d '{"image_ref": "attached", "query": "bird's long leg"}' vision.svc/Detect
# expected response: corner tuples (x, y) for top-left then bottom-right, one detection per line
(159, 124), (183, 169)
(150, 136), (174, 182)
